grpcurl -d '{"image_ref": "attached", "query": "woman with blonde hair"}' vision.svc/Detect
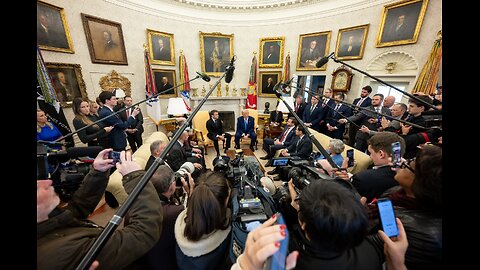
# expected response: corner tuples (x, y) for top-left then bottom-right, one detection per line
(72, 97), (113, 148)
(37, 109), (63, 150)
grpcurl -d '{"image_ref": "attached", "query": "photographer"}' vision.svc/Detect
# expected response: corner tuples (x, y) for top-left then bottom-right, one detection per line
(287, 178), (385, 269)
(37, 149), (163, 270)
(126, 165), (194, 270)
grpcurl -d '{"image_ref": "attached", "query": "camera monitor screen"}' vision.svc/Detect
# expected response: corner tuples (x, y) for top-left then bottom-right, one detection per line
(272, 158), (289, 166)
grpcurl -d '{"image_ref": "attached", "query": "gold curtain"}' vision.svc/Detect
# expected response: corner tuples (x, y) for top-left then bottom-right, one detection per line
(412, 30), (442, 95)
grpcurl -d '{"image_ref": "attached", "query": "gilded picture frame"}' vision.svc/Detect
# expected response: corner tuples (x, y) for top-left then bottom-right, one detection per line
(81, 13), (128, 65)
(375, 0), (429, 48)
(147, 29), (175, 66)
(199, 31), (234, 77)
(296, 31), (332, 71)
(46, 62), (88, 108)
(153, 69), (177, 98)
(335, 24), (369, 61)
(259, 37), (285, 68)
(37, 1), (74, 53)
(259, 71), (282, 97)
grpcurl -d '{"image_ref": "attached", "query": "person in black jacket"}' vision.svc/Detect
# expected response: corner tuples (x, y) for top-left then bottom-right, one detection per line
(120, 96), (144, 153)
(206, 110), (231, 156)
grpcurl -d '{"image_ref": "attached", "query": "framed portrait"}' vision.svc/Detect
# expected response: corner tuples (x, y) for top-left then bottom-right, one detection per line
(147, 29), (175, 66)
(46, 62), (88, 108)
(37, 1), (74, 53)
(259, 37), (285, 68)
(199, 31), (234, 77)
(296, 31), (332, 71)
(376, 0), (429, 47)
(153, 69), (177, 98)
(259, 71), (282, 97)
(81, 13), (128, 65)
(335, 24), (369, 60)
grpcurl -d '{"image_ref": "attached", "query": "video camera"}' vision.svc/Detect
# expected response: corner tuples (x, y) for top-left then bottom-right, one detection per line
(37, 142), (102, 202)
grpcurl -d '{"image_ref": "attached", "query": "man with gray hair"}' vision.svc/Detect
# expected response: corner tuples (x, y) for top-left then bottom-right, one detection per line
(314, 139), (345, 174)
(145, 139), (167, 170)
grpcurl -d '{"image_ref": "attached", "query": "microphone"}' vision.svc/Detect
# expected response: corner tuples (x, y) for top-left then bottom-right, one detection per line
(46, 146), (103, 163)
(196, 71), (211, 82)
(225, 55), (236, 83)
(315, 52), (334, 68)
(281, 77), (294, 87)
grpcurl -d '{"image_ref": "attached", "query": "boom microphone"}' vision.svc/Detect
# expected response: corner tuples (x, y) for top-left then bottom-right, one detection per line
(47, 146), (103, 163)
(225, 55), (236, 83)
(315, 52), (334, 68)
(196, 71), (211, 82)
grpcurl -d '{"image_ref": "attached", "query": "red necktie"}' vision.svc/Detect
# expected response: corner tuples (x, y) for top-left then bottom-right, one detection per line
(279, 127), (289, 142)
(126, 108), (130, 118)
(295, 104), (299, 112)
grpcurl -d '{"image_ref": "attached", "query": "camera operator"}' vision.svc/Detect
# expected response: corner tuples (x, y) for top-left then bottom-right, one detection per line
(125, 164), (194, 270)
(37, 149), (163, 270)
(286, 178), (385, 269)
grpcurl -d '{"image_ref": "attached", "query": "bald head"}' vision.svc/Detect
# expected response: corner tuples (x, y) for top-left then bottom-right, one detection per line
(383, 96), (396, 108)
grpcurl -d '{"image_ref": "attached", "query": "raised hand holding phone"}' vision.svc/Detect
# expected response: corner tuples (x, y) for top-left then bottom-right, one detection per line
(377, 198), (399, 238)
(391, 142), (401, 168)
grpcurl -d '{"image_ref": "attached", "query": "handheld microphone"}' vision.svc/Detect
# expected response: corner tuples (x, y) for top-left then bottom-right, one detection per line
(225, 55), (236, 83)
(315, 52), (334, 68)
(196, 71), (211, 82)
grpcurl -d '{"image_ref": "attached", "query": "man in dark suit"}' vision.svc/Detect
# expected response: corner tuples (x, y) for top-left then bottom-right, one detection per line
(383, 14), (412, 43)
(326, 92), (352, 140)
(338, 35), (361, 57)
(269, 108), (284, 125)
(347, 85), (373, 146)
(261, 117), (297, 160)
(206, 109), (232, 156)
(339, 93), (391, 152)
(318, 88), (336, 134)
(267, 126), (312, 175)
(235, 109), (257, 151)
(98, 91), (139, 151)
(289, 94), (306, 119)
(263, 44), (280, 64)
(165, 130), (203, 174)
(145, 139), (167, 171)
(340, 132), (405, 203)
(37, 12), (69, 49)
(153, 38), (170, 61)
(120, 96), (144, 153)
(302, 95), (327, 132)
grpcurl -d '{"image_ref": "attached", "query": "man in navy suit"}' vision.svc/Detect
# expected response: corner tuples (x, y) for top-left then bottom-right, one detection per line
(302, 94), (327, 132)
(348, 85), (373, 146)
(326, 92), (352, 140)
(260, 117), (297, 160)
(98, 91), (139, 151)
(289, 94), (306, 119)
(318, 88), (337, 134)
(235, 109), (257, 151)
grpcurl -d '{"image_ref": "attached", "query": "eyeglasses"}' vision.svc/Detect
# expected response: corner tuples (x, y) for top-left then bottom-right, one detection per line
(399, 158), (415, 173)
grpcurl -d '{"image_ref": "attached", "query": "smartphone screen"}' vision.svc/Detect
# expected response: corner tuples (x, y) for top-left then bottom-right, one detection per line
(391, 142), (401, 167)
(377, 198), (398, 238)
(347, 149), (354, 167)
(108, 151), (121, 164)
(264, 213), (289, 270)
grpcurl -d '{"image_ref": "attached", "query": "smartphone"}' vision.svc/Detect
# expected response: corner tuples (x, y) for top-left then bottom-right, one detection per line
(377, 198), (398, 238)
(108, 151), (121, 164)
(391, 142), (401, 167)
(346, 149), (354, 167)
(264, 213), (289, 270)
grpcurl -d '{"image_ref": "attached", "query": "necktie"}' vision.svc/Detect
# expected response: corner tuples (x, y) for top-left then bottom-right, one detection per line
(279, 127), (289, 142)
(310, 105), (315, 115)
(295, 103), (299, 112)
(296, 136), (302, 149)
(335, 104), (340, 111)
(244, 119), (248, 131)
(126, 108), (130, 118)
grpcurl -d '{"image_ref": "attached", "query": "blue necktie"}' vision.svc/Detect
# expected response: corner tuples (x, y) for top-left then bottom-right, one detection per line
(244, 120), (248, 131)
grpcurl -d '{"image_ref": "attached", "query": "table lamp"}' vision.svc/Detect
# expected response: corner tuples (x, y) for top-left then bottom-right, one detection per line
(167, 97), (189, 117)
(276, 96), (294, 113)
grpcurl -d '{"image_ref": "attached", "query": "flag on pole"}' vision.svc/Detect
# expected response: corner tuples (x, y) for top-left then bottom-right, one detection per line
(281, 52), (291, 97)
(179, 51), (192, 112)
(143, 45), (162, 125)
(246, 53), (258, 109)
(412, 31), (442, 96)
(37, 46), (60, 113)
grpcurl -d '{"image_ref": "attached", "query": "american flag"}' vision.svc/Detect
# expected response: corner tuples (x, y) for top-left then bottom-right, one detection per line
(246, 54), (258, 109)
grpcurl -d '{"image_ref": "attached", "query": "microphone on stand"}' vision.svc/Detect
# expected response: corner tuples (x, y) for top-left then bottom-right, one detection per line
(196, 71), (211, 82)
(225, 55), (236, 83)
(315, 52), (334, 68)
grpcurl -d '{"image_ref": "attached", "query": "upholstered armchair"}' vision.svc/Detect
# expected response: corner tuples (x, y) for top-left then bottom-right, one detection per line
(192, 110), (213, 154)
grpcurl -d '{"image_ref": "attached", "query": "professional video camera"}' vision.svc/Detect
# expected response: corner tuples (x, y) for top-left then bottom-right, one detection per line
(37, 142), (102, 202)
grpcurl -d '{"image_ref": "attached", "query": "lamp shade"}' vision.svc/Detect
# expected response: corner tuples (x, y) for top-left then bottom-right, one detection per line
(276, 97), (295, 113)
(113, 88), (125, 98)
(167, 98), (188, 115)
